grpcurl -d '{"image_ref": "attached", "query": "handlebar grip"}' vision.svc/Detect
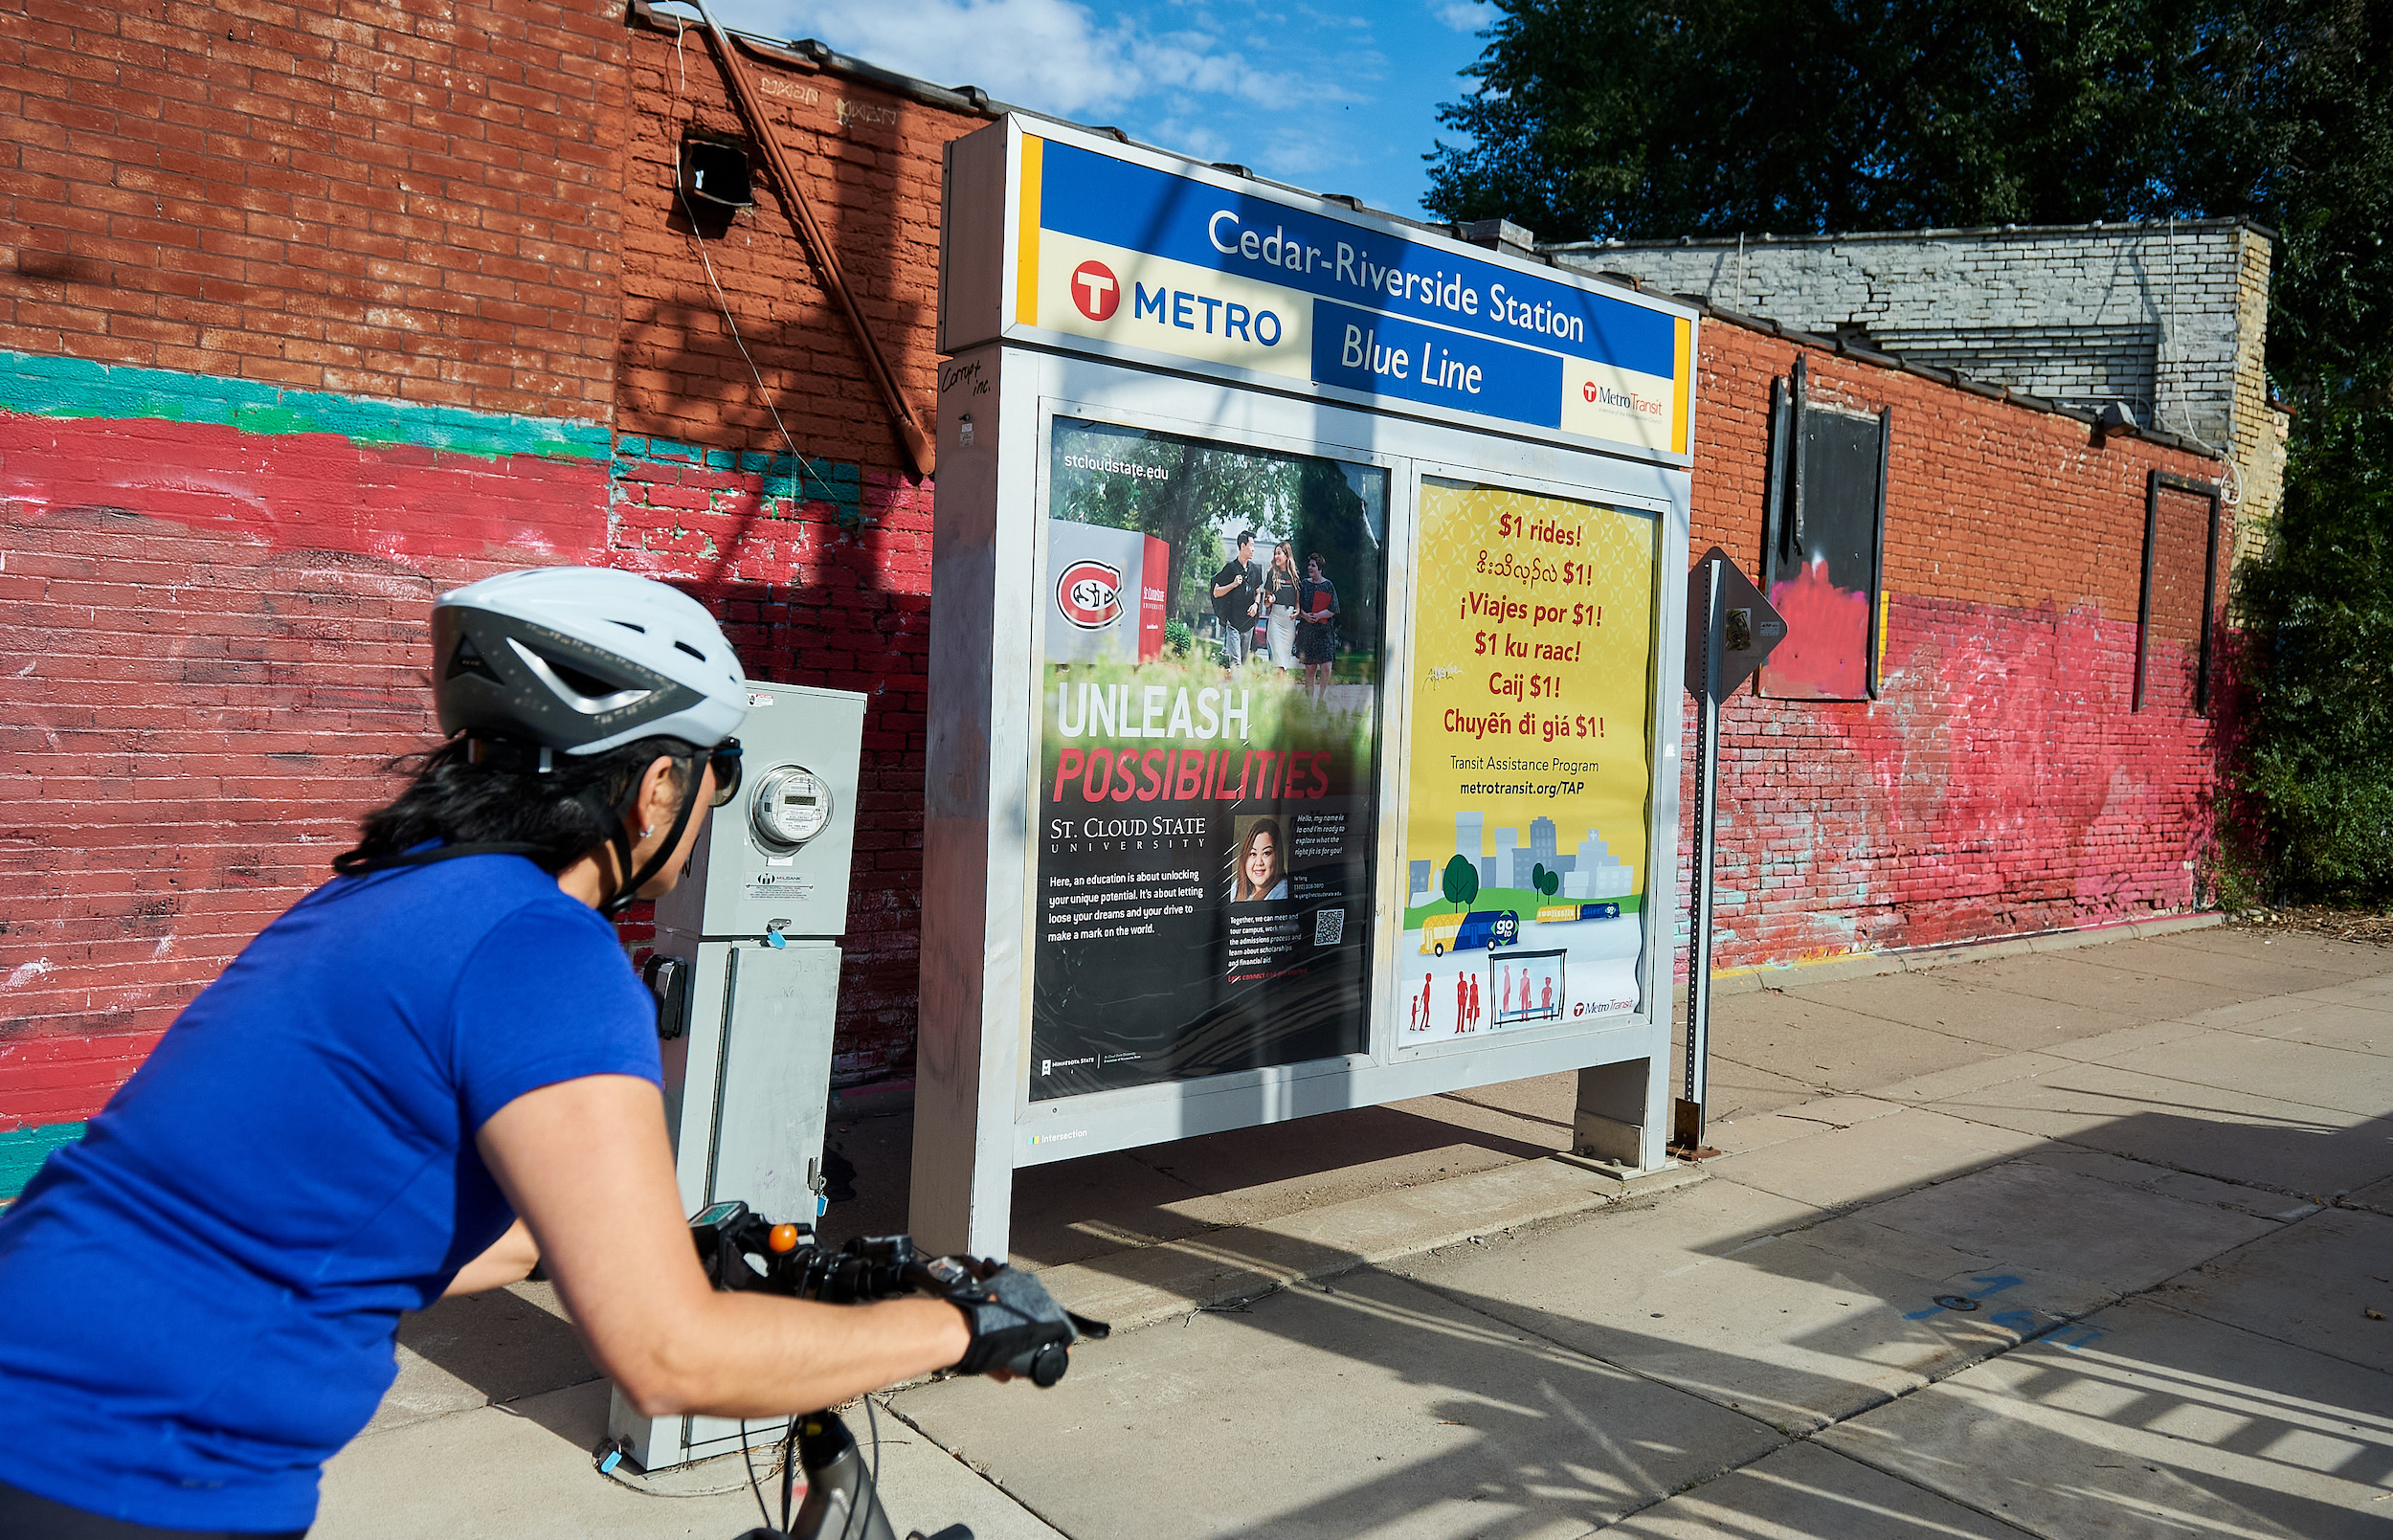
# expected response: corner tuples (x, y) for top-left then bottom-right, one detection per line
(1008, 1340), (1071, 1387)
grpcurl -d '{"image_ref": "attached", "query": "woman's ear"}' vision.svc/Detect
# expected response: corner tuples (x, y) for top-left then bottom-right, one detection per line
(635, 754), (684, 837)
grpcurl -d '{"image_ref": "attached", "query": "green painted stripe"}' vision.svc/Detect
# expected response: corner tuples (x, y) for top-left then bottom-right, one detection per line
(612, 435), (864, 514)
(0, 350), (611, 461)
(0, 1121), (86, 1202)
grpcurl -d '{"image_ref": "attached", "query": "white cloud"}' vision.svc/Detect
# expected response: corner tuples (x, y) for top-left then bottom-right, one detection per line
(1435, 0), (1488, 33)
(689, 0), (1309, 117)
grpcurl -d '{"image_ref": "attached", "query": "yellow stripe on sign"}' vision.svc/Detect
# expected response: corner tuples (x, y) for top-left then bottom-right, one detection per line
(1015, 134), (1044, 328)
(1671, 316), (1693, 456)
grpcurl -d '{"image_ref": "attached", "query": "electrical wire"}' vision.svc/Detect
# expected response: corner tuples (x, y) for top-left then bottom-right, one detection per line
(592, 1440), (782, 1499)
(2153, 215), (2245, 507)
(659, 7), (840, 515)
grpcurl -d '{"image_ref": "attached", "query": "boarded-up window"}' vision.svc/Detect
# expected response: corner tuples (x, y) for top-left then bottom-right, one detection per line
(2138, 473), (2223, 713)
(1760, 363), (1889, 701)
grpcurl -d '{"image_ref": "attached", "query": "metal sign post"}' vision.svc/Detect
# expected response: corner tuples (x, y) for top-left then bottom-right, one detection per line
(1674, 548), (1784, 1154)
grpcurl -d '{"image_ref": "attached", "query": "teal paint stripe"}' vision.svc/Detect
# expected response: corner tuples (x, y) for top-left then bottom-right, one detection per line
(0, 1121), (86, 1202)
(612, 437), (862, 517)
(0, 350), (611, 461)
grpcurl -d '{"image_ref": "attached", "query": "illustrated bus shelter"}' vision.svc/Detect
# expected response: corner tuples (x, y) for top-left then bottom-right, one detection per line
(916, 117), (1699, 1256)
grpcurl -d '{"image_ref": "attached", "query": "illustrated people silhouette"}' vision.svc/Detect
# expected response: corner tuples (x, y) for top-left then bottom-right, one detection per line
(1455, 973), (1467, 1033)
(1501, 964), (1512, 1016)
(1468, 972), (1481, 1026)
(1541, 975), (1554, 1013)
(1419, 973), (1432, 1032)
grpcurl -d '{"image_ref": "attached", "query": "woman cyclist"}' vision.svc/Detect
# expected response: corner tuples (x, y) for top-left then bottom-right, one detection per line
(0, 569), (1064, 1538)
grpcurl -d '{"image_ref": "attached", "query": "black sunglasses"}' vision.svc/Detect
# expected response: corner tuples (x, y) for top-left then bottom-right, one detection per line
(705, 738), (744, 807)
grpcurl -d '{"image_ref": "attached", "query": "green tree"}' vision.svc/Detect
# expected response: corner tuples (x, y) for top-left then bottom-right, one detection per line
(2229, 410), (2393, 897)
(1429, 0), (2393, 901)
(1442, 853), (1482, 913)
(1052, 423), (1388, 649)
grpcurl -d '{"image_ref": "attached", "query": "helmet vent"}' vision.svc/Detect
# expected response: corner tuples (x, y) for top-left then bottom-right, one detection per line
(609, 620), (648, 634)
(675, 640), (708, 662)
(505, 637), (651, 715)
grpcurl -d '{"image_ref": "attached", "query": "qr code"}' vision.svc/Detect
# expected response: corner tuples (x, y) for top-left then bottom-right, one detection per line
(1312, 908), (1346, 947)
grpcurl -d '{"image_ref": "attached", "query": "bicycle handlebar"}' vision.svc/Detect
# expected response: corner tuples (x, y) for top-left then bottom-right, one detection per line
(687, 1200), (1108, 1386)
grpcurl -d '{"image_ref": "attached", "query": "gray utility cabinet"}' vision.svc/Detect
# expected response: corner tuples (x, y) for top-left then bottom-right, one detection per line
(610, 680), (865, 1472)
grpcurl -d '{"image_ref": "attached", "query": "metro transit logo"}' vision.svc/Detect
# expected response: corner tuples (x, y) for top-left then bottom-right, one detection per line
(1071, 259), (1120, 321)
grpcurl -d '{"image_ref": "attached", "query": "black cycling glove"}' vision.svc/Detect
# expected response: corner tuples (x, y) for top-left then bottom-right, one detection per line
(930, 1259), (1105, 1386)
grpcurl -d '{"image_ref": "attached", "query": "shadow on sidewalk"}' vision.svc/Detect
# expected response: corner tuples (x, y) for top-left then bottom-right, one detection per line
(897, 1095), (2393, 1539)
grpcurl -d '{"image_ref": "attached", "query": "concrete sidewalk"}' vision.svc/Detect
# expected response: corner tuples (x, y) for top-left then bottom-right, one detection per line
(318, 924), (2393, 1538)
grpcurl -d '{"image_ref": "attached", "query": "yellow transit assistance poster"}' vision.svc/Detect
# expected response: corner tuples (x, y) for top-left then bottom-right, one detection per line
(1398, 480), (1657, 1043)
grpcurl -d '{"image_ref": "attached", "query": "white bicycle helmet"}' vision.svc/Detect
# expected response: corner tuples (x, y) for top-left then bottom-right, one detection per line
(432, 567), (749, 753)
(337, 568), (751, 912)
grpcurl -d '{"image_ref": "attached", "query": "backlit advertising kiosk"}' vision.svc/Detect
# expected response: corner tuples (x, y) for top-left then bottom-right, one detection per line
(919, 117), (1698, 1256)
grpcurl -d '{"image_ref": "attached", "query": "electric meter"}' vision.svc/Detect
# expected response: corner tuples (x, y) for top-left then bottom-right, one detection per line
(751, 764), (833, 849)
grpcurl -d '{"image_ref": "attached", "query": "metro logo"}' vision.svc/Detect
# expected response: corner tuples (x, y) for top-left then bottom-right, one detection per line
(1056, 559), (1125, 630)
(1035, 230), (1312, 384)
(1071, 260), (1120, 321)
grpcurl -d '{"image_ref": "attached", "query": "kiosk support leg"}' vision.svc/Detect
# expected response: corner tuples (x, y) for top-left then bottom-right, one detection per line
(1573, 1058), (1660, 1167)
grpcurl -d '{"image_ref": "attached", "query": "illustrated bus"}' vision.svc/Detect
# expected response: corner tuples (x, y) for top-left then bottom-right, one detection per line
(1533, 902), (1621, 924)
(1419, 908), (1520, 956)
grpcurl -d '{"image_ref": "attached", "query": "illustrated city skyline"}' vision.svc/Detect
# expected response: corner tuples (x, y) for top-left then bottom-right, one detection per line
(1409, 811), (1636, 905)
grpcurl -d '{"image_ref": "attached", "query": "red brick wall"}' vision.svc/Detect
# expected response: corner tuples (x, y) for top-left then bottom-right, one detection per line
(0, 0), (633, 1144)
(1, 0), (628, 415)
(1679, 327), (2227, 971)
(604, 16), (985, 1080)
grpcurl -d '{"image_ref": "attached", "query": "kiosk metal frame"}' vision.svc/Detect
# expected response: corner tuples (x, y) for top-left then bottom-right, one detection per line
(917, 119), (1699, 1257)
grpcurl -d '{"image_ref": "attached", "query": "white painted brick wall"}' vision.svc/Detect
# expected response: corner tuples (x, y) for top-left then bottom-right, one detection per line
(1551, 224), (2257, 453)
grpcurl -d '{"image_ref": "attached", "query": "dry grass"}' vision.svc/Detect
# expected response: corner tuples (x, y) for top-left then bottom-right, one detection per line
(2231, 904), (2393, 948)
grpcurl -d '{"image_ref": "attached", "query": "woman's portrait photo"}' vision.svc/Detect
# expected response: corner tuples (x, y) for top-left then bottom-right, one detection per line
(1229, 815), (1288, 903)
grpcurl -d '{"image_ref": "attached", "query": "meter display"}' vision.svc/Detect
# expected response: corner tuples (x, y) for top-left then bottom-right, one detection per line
(751, 765), (833, 849)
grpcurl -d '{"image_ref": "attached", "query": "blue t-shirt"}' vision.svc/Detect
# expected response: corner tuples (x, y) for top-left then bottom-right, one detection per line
(0, 855), (660, 1531)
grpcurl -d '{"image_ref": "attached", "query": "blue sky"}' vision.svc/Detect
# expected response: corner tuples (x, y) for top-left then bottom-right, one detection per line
(685, 0), (1495, 219)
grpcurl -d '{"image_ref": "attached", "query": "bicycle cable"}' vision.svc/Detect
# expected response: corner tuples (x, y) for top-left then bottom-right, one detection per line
(856, 1395), (883, 1540)
(778, 1416), (799, 1533)
(740, 1418), (776, 1533)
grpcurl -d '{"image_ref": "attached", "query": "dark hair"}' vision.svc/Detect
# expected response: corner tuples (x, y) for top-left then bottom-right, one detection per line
(1236, 529), (1255, 547)
(337, 735), (695, 875)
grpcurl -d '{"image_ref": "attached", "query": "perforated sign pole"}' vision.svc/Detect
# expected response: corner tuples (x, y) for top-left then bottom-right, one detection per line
(1674, 548), (1783, 1153)
(1676, 557), (1724, 1152)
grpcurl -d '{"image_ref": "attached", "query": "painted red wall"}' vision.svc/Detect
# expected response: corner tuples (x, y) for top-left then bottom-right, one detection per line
(1680, 332), (2227, 974)
(0, 367), (615, 1155)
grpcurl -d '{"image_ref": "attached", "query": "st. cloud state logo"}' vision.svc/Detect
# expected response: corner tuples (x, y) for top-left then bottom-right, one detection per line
(1055, 559), (1124, 630)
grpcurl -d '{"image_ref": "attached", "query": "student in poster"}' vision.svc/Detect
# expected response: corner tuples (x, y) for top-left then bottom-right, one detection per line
(1296, 552), (1341, 698)
(1031, 419), (1386, 1101)
(1229, 816), (1288, 902)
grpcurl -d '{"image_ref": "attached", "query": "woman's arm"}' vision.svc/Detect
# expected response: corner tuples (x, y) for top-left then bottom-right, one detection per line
(443, 1218), (540, 1296)
(477, 1075), (971, 1417)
